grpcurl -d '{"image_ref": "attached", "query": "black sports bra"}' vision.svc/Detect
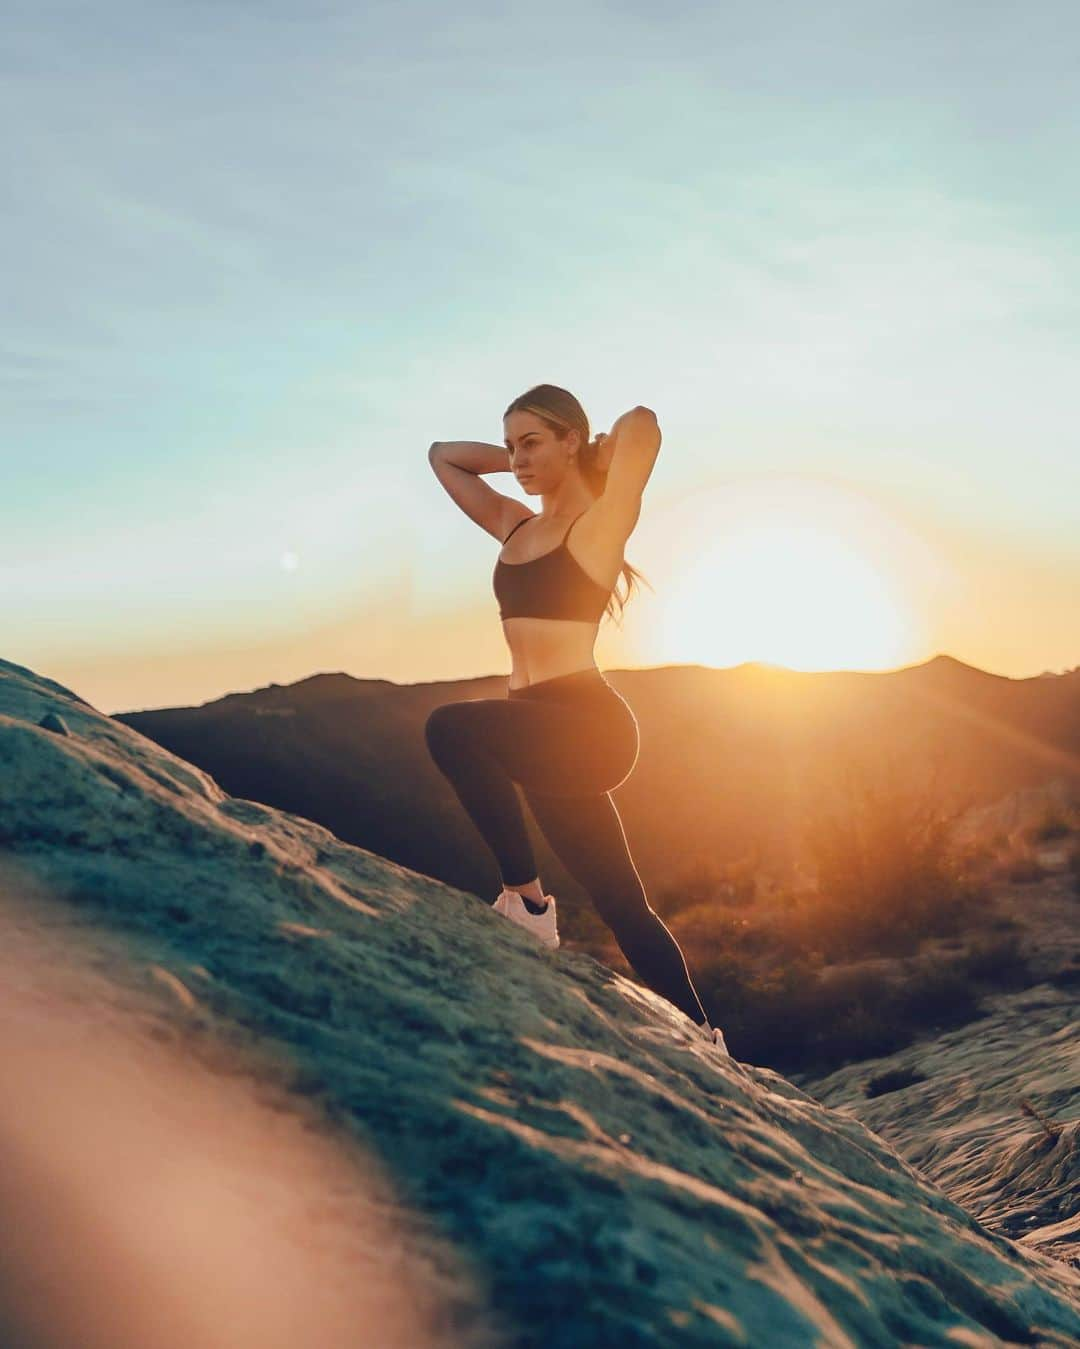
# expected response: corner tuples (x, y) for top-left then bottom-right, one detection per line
(493, 510), (612, 622)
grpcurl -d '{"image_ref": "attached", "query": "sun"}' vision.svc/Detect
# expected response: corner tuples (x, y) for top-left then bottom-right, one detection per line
(642, 476), (924, 672)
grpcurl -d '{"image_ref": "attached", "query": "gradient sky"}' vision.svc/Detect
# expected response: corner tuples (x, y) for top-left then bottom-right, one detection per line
(4, 1), (1078, 714)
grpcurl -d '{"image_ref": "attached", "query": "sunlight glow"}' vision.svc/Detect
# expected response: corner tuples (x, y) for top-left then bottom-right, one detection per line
(644, 477), (926, 672)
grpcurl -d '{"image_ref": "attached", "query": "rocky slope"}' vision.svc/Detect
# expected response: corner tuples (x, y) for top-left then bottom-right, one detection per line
(794, 866), (1080, 1271)
(2, 655), (1079, 1347)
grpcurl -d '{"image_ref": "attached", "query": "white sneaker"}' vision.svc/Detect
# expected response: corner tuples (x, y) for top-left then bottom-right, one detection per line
(492, 887), (560, 949)
(707, 1024), (731, 1056)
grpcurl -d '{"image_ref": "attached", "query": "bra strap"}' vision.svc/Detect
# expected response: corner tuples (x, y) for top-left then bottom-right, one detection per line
(503, 516), (532, 544)
(561, 510), (588, 545)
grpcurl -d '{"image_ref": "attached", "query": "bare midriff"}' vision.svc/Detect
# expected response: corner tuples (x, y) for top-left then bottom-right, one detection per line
(501, 617), (601, 691)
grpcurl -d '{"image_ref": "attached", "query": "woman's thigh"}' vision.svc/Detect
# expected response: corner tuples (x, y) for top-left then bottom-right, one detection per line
(424, 695), (638, 798)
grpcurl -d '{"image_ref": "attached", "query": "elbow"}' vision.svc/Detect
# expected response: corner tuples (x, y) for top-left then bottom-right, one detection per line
(428, 441), (442, 460)
(633, 406), (660, 442)
(632, 408), (661, 452)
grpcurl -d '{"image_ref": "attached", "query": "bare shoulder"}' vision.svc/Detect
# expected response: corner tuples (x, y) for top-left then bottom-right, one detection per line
(499, 501), (536, 542)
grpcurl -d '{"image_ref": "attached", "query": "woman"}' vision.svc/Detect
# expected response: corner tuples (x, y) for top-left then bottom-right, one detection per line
(424, 384), (729, 1055)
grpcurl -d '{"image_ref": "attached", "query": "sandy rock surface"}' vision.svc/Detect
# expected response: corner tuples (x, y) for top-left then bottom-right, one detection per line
(3, 655), (1080, 1348)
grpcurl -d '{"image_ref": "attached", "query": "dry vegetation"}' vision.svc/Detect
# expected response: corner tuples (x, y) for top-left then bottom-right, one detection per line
(644, 771), (1080, 1074)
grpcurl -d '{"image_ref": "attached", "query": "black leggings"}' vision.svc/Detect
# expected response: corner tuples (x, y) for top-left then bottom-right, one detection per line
(423, 667), (708, 1026)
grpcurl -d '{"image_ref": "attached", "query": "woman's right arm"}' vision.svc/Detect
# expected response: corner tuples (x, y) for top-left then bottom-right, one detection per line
(428, 442), (525, 542)
(428, 441), (511, 474)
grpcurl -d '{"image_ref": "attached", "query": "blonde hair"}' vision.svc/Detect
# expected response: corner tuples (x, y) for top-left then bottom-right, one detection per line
(503, 383), (652, 626)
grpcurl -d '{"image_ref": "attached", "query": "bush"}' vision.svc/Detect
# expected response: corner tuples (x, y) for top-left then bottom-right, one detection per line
(893, 961), (982, 1027)
(960, 932), (1031, 987)
(954, 839), (996, 879)
(1027, 807), (1074, 844)
(694, 948), (986, 1076)
(617, 759), (1053, 1074)
(1069, 844), (1080, 896)
(1004, 855), (1045, 884)
(797, 756), (980, 961)
(653, 853), (759, 921)
(652, 857), (730, 922)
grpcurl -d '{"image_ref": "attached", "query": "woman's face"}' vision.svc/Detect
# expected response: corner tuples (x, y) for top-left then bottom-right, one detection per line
(503, 411), (579, 493)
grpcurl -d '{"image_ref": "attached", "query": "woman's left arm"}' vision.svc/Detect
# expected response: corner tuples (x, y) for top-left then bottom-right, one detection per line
(596, 406), (661, 471)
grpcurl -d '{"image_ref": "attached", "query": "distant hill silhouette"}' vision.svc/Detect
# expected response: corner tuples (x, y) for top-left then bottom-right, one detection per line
(111, 657), (1080, 912)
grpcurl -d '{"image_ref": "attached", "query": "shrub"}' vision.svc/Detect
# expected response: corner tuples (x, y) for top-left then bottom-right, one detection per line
(960, 932), (1031, 987)
(696, 950), (986, 1076)
(1069, 843), (1080, 896)
(893, 961), (983, 1028)
(652, 857), (731, 922)
(1004, 854), (1045, 885)
(653, 853), (759, 921)
(798, 756), (980, 961)
(954, 839), (995, 879)
(1027, 807), (1074, 844)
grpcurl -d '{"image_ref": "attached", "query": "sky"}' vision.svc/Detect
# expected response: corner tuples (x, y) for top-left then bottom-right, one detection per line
(4, 0), (1078, 714)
